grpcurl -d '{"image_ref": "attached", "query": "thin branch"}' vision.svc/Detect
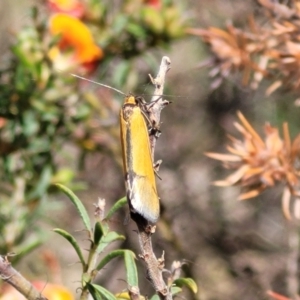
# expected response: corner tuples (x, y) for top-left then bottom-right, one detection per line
(148, 56), (171, 160)
(131, 215), (172, 300)
(132, 56), (172, 300)
(0, 255), (47, 300)
(149, 56), (171, 102)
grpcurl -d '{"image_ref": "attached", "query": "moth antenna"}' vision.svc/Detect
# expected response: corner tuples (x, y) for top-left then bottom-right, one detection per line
(70, 73), (126, 96)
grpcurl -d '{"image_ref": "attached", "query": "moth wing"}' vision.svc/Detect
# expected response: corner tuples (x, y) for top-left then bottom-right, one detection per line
(129, 175), (160, 223)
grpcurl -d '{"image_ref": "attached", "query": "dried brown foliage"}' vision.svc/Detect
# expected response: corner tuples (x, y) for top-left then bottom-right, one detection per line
(188, 0), (300, 96)
(206, 112), (300, 220)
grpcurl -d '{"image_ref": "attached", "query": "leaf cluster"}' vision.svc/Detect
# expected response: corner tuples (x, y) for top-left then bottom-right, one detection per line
(54, 184), (197, 300)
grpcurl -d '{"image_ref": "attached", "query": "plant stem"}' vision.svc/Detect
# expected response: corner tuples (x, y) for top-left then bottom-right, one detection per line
(0, 255), (47, 300)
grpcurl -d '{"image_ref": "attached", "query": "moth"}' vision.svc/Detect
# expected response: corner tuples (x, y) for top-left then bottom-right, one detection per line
(120, 95), (160, 223)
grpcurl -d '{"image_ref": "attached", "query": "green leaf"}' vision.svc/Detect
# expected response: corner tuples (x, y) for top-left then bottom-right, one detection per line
(142, 7), (164, 34)
(94, 222), (105, 245)
(124, 250), (138, 287)
(112, 62), (131, 88)
(22, 110), (39, 137)
(27, 165), (52, 200)
(88, 283), (117, 300)
(113, 15), (129, 34)
(127, 23), (147, 39)
(96, 231), (125, 254)
(53, 228), (86, 269)
(105, 197), (127, 221)
(87, 283), (102, 300)
(170, 286), (182, 295)
(54, 183), (91, 231)
(51, 168), (74, 185)
(150, 295), (160, 300)
(173, 278), (198, 294)
(164, 6), (185, 38)
(96, 249), (125, 271)
(13, 236), (44, 263)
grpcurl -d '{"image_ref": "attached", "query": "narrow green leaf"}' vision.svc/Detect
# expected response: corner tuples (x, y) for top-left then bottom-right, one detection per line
(105, 197), (127, 221)
(96, 232), (125, 254)
(27, 165), (52, 200)
(173, 278), (198, 294)
(124, 250), (138, 287)
(94, 222), (104, 245)
(112, 61), (130, 87)
(127, 23), (147, 39)
(87, 283), (103, 300)
(13, 237), (44, 263)
(55, 183), (91, 231)
(102, 232), (125, 244)
(88, 283), (117, 300)
(14, 238), (43, 255)
(53, 228), (86, 268)
(141, 7), (164, 34)
(170, 286), (182, 295)
(96, 249), (125, 271)
(51, 168), (74, 184)
(113, 15), (128, 34)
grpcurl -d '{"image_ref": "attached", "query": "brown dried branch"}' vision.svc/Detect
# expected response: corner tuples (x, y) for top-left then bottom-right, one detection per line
(148, 56), (171, 160)
(0, 255), (47, 300)
(134, 217), (170, 300)
(131, 57), (172, 300)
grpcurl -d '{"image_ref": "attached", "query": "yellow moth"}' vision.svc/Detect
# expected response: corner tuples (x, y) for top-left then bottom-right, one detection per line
(120, 95), (160, 223)
(70, 74), (160, 223)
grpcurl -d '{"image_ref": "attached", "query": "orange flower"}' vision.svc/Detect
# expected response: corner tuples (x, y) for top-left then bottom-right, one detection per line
(0, 282), (73, 300)
(49, 13), (103, 70)
(33, 281), (74, 300)
(48, 0), (85, 18)
(206, 112), (300, 219)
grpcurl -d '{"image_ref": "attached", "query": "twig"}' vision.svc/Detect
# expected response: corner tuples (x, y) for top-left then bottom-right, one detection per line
(0, 255), (46, 300)
(148, 56), (171, 160)
(132, 56), (172, 300)
(131, 215), (171, 300)
(149, 56), (171, 102)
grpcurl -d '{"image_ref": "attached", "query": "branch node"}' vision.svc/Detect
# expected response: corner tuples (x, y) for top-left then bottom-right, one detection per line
(145, 224), (156, 234)
(159, 288), (169, 297)
(158, 251), (165, 270)
(128, 285), (140, 300)
(138, 254), (146, 261)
